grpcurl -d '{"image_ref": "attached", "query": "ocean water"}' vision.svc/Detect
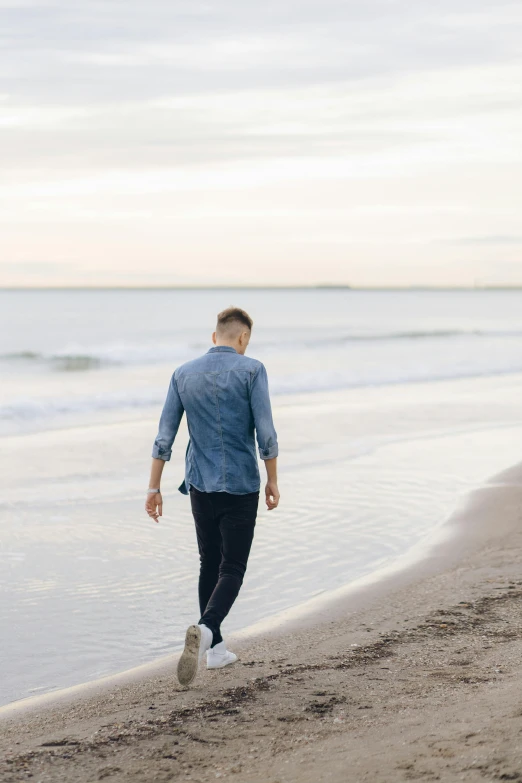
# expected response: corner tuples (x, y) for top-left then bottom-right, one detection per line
(2, 288), (522, 433)
(1, 288), (522, 707)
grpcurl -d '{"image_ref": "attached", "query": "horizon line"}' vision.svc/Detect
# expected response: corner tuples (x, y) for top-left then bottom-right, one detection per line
(1, 284), (522, 292)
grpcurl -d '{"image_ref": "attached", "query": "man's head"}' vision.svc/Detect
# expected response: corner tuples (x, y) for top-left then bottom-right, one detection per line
(213, 306), (253, 355)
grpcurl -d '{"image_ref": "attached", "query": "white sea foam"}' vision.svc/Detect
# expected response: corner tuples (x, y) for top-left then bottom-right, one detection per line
(3, 327), (522, 370)
(2, 345), (522, 429)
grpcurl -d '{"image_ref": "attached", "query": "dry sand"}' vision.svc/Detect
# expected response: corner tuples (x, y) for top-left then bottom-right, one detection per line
(2, 462), (522, 783)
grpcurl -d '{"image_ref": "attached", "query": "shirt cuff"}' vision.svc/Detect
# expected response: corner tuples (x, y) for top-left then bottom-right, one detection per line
(259, 443), (278, 460)
(152, 442), (172, 461)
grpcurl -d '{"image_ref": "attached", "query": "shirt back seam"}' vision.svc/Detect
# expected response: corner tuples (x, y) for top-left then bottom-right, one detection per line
(212, 374), (227, 490)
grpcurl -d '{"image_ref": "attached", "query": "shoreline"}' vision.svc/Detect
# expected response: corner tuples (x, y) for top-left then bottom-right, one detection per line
(2, 459), (521, 721)
(2, 461), (522, 781)
(4, 373), (522, 712)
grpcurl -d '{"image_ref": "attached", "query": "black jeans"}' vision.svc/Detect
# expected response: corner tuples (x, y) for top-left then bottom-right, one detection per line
(189, 486), (259, 647)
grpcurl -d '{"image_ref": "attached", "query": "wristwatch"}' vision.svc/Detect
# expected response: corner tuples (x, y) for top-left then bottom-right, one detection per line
(147, 488), (161, 494)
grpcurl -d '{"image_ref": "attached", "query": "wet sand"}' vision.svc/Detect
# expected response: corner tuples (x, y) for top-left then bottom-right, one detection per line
(2, 461), (522, 782)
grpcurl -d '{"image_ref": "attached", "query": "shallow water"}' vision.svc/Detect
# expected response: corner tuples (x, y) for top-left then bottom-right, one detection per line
(2, 370), (522, 706)
(2, 289), (522, 705)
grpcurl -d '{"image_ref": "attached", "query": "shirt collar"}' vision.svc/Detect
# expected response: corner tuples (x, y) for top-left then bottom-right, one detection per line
(207, 346), (238, 354)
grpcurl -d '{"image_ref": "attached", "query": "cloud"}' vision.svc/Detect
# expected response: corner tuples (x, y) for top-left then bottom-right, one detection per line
(1, 61), (520, 175)
(442, 236), (522, 245)
(0, 0), (521, 285)
(0, 261), (78, 275)
(1, 0), (521, 102)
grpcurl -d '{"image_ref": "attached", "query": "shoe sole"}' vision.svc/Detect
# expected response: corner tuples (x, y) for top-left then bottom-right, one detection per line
(207, 655), (238, 670)
(177, 625), (201, 686)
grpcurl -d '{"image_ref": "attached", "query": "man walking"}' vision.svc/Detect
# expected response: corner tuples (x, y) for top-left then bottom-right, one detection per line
(145, 307), (279, 686)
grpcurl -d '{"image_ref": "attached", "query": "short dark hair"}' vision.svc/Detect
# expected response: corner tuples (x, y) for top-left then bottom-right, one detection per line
(216, 306), (253, 334)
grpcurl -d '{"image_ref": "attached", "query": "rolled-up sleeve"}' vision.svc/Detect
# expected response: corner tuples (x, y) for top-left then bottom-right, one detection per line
(152, 373), (185, 461)
(250, 363), (278, 460)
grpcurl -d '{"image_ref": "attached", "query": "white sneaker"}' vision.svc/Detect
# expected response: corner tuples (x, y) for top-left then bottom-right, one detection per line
(206, 641), (238, 669)
(177, 623), (213, 686)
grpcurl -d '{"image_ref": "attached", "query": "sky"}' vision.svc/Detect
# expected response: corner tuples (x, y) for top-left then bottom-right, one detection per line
(0, 0), (521, 287)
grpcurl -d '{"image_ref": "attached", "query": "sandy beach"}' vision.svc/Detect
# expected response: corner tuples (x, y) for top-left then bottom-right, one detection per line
(2, 460), (522, 782)
(2, 0), (522, 772)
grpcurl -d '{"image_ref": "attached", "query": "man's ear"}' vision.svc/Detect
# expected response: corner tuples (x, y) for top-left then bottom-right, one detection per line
(212, 331), (217, 345)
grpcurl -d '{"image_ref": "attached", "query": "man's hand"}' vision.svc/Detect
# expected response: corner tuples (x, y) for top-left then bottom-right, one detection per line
(265, 481), (280, 510)
(145, 491), (163, 523)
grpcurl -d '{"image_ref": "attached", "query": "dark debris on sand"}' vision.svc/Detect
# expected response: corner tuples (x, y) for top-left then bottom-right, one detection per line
(3, 584), (522, 782)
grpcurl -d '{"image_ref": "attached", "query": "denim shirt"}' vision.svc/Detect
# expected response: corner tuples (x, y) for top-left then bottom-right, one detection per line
(152, 346), (278, 495)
